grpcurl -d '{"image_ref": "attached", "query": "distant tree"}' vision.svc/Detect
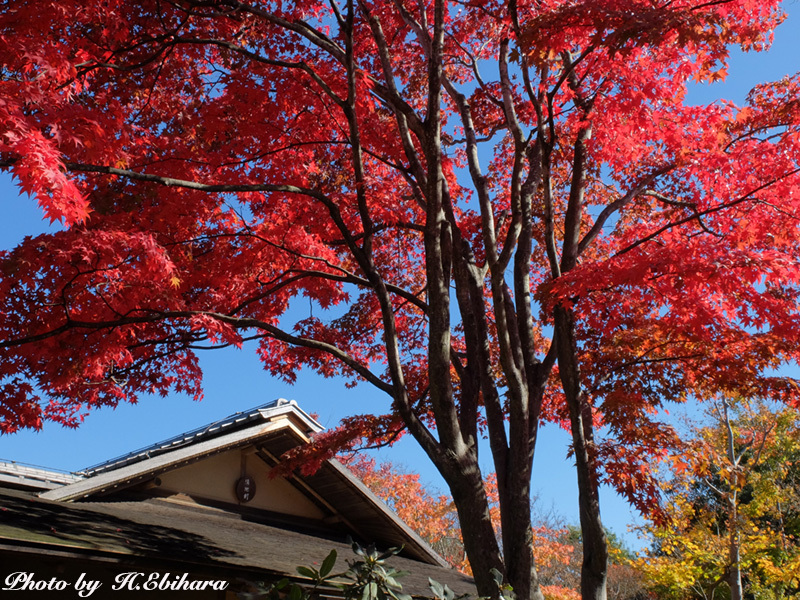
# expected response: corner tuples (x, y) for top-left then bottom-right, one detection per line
(539, 526), (651, 600)
(637, 400), (800, 599)
(2, 1), (800, 598)
(342, 455), (465, 569)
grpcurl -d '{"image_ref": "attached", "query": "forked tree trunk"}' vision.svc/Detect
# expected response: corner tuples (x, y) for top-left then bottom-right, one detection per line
(425, 432), (547, 600)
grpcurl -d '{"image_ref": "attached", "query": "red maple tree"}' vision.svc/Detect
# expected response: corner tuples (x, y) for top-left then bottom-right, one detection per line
(1, 1), (799, 599)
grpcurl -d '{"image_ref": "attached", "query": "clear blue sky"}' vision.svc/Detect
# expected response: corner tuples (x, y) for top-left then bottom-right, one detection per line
(1, 2), (799, 551)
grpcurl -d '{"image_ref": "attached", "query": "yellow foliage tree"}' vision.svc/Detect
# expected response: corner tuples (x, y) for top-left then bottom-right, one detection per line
(637, 399), (800, 599)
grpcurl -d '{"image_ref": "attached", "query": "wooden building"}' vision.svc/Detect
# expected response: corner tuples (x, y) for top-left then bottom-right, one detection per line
(0, 400), (473, 598)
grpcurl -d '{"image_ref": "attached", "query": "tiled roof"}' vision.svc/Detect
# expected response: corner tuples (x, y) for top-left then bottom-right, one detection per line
(79, 399), (321, 476)
(0, 461), (83, 490)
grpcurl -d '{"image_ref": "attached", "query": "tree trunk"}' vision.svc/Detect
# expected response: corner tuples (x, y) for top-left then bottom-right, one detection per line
(719, 399), (743, 600)
(728, 499), (743, 600)
(443, 458), (506, 599)
(554, 306), (608, 600)
(433, 438), (546, 600)
(499, 388), (546, 600)
(500, 476), (546, 600)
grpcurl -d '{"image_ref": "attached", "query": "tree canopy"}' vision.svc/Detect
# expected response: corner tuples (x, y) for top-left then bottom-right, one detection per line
(1, 1), (799, 598)
(638, 400), (800, 599)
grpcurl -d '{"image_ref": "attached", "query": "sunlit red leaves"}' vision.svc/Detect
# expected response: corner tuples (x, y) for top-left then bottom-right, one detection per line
(0, 228), (207, 431)
(0, 3), (799, 565)
(277, 413), (406, 477)
(0, 114), (89, 225)
(519, 0), (782, 65)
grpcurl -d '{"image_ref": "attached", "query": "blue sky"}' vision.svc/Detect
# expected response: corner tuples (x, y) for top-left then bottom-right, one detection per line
(1, 2), (799, 551)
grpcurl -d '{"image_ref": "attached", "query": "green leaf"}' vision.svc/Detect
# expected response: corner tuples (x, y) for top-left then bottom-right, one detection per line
(289, 584), (305, 600)
(297, 566), (317, 579)
(320, 549), (338, 577)
(428, 578), (445, 599)
(377, 546), (402, 561)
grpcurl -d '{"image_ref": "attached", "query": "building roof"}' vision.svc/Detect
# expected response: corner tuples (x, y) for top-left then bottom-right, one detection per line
(78, 399), (322, 477)
(40, 399), (317, 503)
(0, 460), (83, 490)
(0, 485), (475, 597)
(0, 399), (475, 596)
(36, 399), (445, 567)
